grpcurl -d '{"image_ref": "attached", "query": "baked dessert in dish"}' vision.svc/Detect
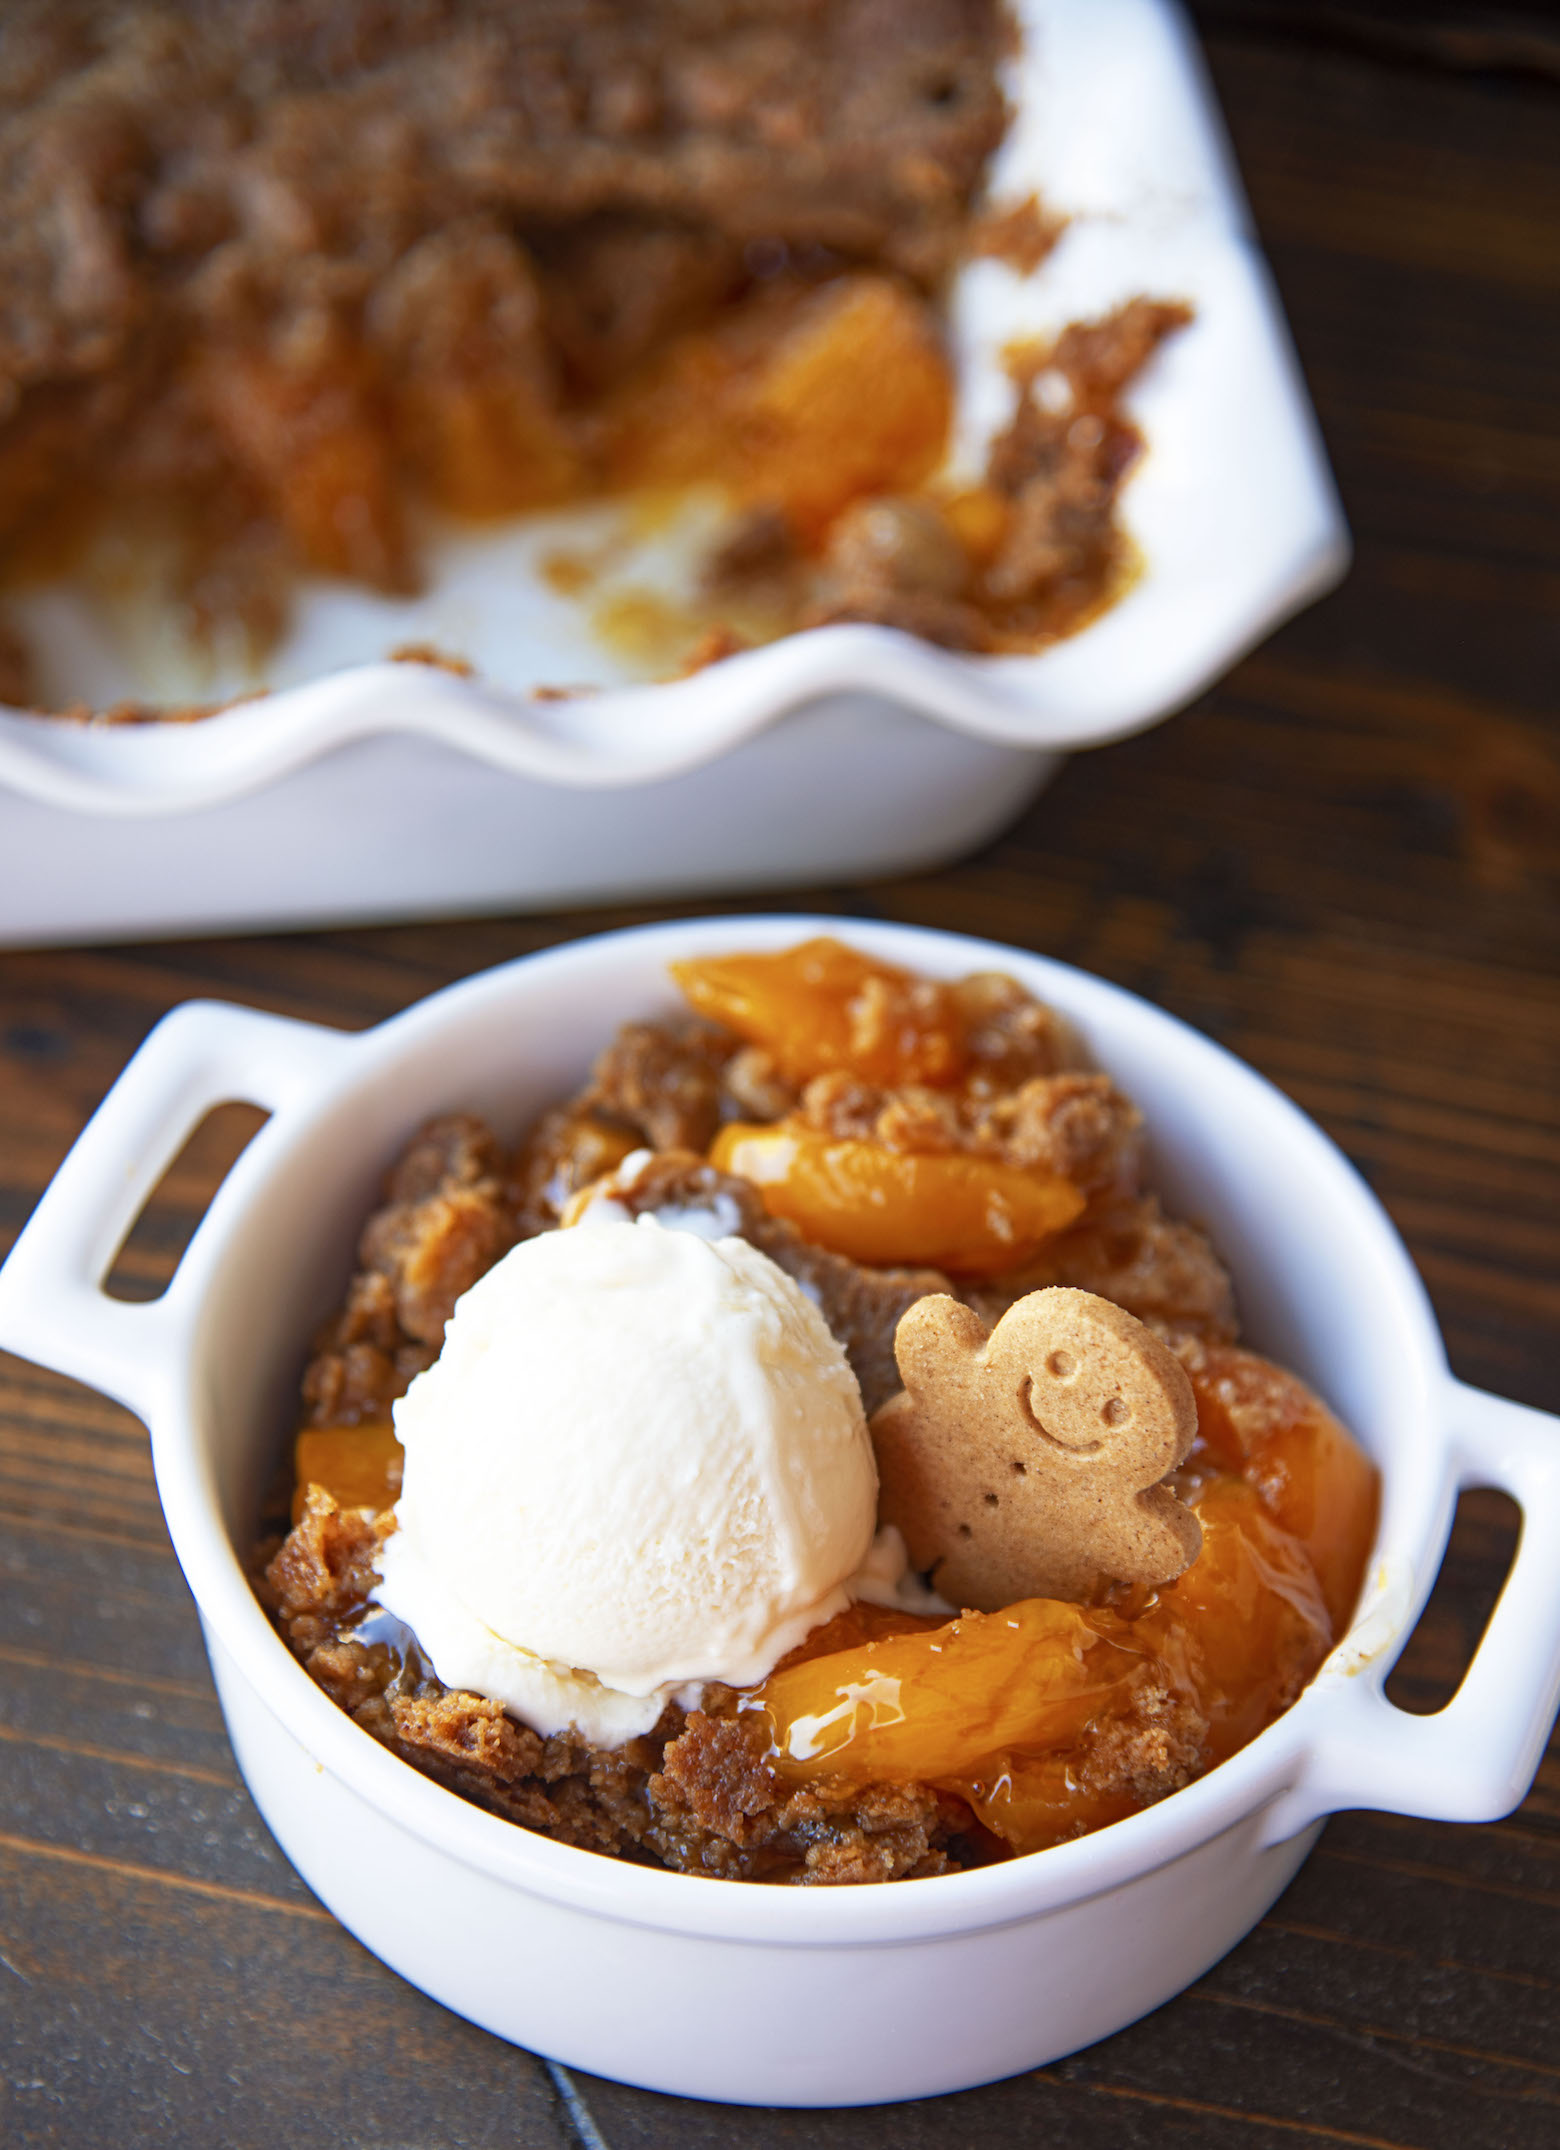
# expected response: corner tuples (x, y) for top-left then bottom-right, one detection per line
(256, 938), (1378, 1885)
(3, 915), (1546, 2095)
(0, 0), (1187, 707)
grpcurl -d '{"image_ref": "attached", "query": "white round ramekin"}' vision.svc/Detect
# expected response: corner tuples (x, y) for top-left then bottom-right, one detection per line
(1, 917), (1556, 2108)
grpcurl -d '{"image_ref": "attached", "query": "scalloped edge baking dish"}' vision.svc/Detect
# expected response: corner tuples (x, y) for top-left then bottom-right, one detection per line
(0, 916), (1555, 2106)
(0, 0), (1347, 947)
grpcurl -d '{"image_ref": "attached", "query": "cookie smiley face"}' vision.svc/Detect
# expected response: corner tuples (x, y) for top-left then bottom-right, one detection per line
(870, 1287), (1203, 1610)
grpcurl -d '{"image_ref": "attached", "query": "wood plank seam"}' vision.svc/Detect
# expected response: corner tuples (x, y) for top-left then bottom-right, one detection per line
(0, 1828), (328, 1921)
(0, 1640), (218, 1703)
(1343, 1806), (1560, 1852)
(1262, 1916), (1557, 1991)
(545, 2063), (614, 2150)
(1044, 2073), (1428, 2150)
(1205, 1989), (1560, 2092)
(0, 1718), (236, 1788)
(1316, 1845), (1560, 1913)
(0, 1510), (172, 1554)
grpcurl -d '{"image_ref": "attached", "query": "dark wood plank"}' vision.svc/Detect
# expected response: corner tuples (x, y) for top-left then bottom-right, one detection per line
(1189, 4), (1560, 87)
(1, 15), (1558, 2149)
(0, 1840), (575, 2150)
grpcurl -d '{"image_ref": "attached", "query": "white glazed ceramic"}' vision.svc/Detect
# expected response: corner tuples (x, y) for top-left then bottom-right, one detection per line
(1, 917), (1557, 2109)
(0, 0), (1347, 947)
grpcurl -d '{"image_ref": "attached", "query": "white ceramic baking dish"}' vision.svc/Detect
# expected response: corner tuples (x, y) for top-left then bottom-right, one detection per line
(0, 917), (1555, 2108)
(0, 0), (1347, 947)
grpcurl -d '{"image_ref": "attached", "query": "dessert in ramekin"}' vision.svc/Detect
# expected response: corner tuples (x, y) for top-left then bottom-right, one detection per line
(1, 917), (1554, 2106)
(256, 934), (1378, 1887)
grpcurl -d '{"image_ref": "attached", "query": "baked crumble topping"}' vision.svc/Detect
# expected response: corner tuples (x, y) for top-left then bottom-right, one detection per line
(0, 2), (1187, 705)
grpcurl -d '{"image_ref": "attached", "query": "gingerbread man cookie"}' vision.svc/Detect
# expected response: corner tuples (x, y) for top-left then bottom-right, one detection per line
(870, 1287), (1202, 1610)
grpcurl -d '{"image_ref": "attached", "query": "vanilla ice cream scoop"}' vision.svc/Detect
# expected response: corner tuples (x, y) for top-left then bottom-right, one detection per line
(374, 1217), (879, 1744)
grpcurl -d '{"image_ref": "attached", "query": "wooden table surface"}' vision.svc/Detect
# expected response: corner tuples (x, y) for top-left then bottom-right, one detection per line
(2, 11), (1557, 2146)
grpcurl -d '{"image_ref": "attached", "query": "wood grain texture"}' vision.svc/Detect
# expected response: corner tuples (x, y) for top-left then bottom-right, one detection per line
(1, 20), (1557, 2149)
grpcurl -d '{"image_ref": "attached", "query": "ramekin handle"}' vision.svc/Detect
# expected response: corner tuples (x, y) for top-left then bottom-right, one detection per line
(1262, 1379), (1560, 1846)
(0, 1000), (353, 1421)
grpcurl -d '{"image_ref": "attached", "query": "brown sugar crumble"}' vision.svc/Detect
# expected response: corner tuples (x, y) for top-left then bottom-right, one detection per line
(0, 1), (1190, 708)
(969, 194), (1067, 276)
(389, 643), (476, 678)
